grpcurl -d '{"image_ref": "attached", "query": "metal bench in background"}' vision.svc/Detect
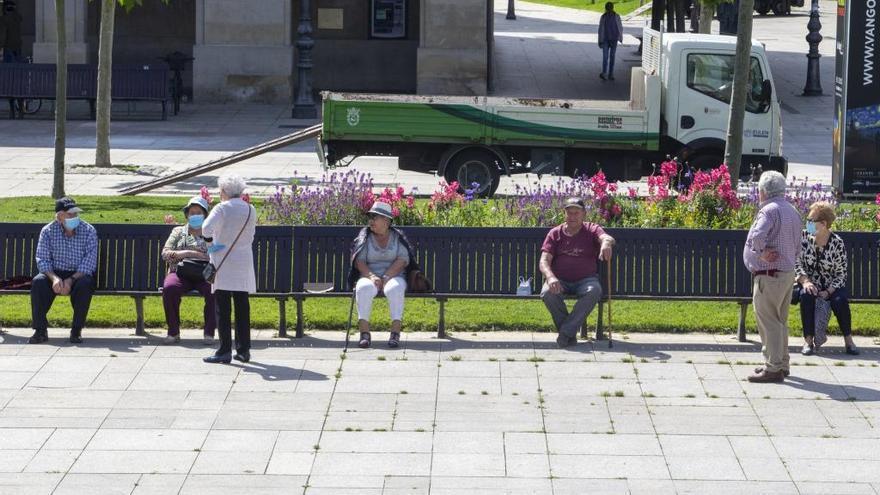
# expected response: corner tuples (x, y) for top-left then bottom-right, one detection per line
(0, 63), (170, 120)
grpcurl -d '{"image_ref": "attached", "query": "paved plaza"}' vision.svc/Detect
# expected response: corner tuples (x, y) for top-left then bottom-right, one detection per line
(1, 2), (873, 493)
(0, 328), (878, 494)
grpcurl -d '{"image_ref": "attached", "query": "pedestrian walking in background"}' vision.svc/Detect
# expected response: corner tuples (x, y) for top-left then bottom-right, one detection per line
(598, 2), (623, 81)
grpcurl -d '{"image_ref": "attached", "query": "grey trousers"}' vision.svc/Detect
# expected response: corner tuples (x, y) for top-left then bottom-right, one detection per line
(541, 276), (603, 338)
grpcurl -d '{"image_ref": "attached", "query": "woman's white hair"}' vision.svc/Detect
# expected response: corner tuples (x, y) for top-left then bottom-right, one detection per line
(218, 174), (247, 198)
(758, 171), (787, 199)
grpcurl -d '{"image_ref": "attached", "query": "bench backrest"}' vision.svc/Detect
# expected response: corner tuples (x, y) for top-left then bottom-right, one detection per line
(292, 226), (880, 300)
(1, 224), (876, 300)
(0, 224), (292, 293)
(0, 63), (168, 100)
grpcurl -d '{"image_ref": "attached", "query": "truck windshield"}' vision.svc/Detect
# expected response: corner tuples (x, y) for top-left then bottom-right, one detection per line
(686, 54), (767, 113)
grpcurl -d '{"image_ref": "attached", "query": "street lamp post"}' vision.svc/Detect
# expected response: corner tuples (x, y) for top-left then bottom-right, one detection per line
(803, 0), (823, 96)
(292, 0), (317, 118)
(507, 0), (516, 20)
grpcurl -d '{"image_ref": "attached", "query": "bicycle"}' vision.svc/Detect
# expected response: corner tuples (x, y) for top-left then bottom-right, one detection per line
(12, 56), (43, 117)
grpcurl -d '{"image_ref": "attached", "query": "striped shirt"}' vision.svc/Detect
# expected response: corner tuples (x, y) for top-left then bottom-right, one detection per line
(35, 221), (98, 275)
(743, 197), (802, 273)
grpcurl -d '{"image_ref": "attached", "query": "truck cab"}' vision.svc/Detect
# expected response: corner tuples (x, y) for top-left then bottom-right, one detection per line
(658, 33), (784, 174)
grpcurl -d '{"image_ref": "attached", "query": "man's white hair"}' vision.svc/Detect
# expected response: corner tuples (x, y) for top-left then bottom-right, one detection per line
(758, 171), (786, 199)
(218, 174), (247, 198)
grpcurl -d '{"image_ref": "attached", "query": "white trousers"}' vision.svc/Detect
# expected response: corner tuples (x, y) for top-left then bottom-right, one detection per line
(355, 276), (407, 321)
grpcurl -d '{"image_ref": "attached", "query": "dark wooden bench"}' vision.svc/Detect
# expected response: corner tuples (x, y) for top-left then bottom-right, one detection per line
(0, 63), (170, 120)
(0, 224), (292, 335)
(290, 226), (880, 341)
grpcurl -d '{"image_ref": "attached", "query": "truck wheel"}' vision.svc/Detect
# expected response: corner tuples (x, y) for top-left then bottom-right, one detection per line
(755, 1), (770, 15)
(445, 149), (501, 197)
(687, 152), (725, 172)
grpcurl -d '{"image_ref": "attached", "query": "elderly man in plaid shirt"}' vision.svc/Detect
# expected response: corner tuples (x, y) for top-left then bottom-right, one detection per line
(29, 197), (98, 344)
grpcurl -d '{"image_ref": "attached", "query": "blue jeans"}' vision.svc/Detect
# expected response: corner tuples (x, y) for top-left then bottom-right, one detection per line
(541, 276), (603, 337)
(601, 42), (617, 77)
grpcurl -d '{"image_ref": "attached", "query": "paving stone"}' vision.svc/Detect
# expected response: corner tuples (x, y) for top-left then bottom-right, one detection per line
(70, 451), (198, 474)
(189, 450), (271, 475)
(52, 474), (140, 495)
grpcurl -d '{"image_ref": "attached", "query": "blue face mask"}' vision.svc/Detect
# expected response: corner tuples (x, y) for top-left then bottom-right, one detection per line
(805, 221), (817, 235)
(188, 214), (205, 228)
(63, 217), (80, 231)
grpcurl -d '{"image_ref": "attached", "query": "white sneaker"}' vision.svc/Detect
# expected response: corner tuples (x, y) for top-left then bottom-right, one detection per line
(203, 335), (215, 345)
(162, 335), (181, 345)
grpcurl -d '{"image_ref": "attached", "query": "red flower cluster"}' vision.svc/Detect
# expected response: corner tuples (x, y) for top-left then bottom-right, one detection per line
(361, 186), (415, 218)
(682, 163), (740, 209)
(647, 159), (676, 201)
(589, 171), (622, 220)
(429, 181), (464, 211)
(200, 185), (213, 204)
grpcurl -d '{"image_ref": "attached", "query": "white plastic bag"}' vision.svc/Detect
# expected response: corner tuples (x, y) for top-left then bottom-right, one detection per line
(517, 276), (532, 296)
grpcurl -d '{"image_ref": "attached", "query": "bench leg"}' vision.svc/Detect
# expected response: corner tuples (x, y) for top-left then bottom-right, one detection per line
(437, 298), (446, 339)
(7, 99), (15, 119)
(133, 296), (146, 336)
(738, 302), (748, 342)
(88, 100), (96, 120)
(295, 296), (304, 338)
(595, 301), (605, 341)
(161, 101), (167, 121)
(277, 297), (287, 338)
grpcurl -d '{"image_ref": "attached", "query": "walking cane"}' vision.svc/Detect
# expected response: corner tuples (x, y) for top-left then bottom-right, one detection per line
(606, 257), (613, 349)
(343, 290), (356, 353)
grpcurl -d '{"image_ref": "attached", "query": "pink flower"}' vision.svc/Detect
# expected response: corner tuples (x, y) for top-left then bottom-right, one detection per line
(200, 186), (212, 204)
(392, 206), (400, 218)
(406, 196), (415, 208)
(627, 187), (638, 198)
(875, 193), (880, 207)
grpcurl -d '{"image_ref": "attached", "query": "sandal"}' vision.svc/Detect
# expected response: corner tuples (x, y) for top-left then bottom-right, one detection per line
(358, 332), (371, 349)
(388, 332), (400, 348)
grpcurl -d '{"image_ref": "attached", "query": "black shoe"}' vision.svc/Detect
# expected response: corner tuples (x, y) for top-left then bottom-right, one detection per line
(845, 345), (860, 356)
(203, 352), (232, 364)
(801, 343), (815, 356)
(388, 332), (400, 349)
(28, 330), (48, 344)
(556, 333), (575, 348)
(358, 332), (371, 349)
(754, 367), (790, 377)
(599, 73), (607, 80)
(609, 75), (615, 81)
(69, 329), (83, 344)
(233, 351), (251, 363)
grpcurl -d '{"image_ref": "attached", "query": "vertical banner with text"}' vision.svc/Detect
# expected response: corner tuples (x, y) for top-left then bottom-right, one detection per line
(833, 0), (880, 195)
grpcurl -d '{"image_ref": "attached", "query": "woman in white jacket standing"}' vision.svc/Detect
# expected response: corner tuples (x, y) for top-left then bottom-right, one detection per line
(201, 174), (257, 364)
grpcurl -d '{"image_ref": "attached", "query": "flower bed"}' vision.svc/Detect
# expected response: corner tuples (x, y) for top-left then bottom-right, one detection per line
(264, 161), (880, 232)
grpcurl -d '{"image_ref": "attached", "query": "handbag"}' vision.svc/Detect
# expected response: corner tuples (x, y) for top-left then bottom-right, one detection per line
(407, 269), (433, 293)
(176, 258), (209, 284)
(516, 276), (533, 296)
(204, 205), (252, 284)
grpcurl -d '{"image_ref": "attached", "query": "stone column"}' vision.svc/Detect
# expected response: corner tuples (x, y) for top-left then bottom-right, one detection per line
(193, 0), (294, 103)
(32, 0), (89, 63)
(417, 0), (488, 95)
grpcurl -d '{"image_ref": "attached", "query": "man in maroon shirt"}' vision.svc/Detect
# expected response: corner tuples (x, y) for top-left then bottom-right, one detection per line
(539, 198), (615, 348)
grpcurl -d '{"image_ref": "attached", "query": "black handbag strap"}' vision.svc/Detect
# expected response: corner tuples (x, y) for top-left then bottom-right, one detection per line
(214, 205), (252, 274)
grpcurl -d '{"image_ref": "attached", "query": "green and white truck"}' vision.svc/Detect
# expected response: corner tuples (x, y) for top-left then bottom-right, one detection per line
(318, 28), (786, 196)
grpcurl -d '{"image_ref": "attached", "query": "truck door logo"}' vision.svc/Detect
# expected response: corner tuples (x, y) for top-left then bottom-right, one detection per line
(347, 107), (361, 126)
(597, 115), (623, 129)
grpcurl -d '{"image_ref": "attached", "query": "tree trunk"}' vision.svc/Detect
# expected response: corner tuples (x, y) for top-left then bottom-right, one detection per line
(723, 0), (755, 185)
(95, 0), (116, 168)
(674, 0), (687, 32)
(699, 1), (715, 33)
(52, 0), (67, 198)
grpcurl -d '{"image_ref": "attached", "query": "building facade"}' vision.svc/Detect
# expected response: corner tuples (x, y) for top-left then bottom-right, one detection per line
(18, 0), (492, 104)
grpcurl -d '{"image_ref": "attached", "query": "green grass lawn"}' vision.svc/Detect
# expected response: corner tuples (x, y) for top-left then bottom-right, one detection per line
(0, 196), (264, 225)
(522, 0), (648, 16)
(2, 294), (878, 338)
